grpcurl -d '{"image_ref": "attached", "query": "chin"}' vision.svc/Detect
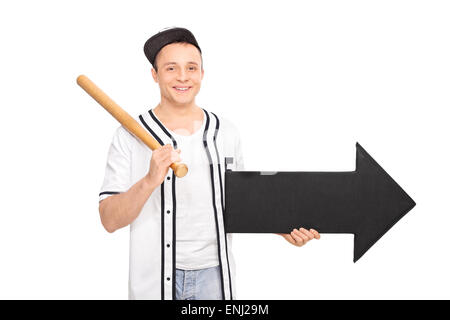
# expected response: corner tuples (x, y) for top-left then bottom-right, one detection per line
(173, 97), (194, 105)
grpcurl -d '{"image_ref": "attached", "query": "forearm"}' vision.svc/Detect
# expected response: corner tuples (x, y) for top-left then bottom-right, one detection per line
(99, 175), (158, 233)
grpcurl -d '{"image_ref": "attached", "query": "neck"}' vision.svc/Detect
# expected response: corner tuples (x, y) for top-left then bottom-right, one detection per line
(154, 97), (200, 119)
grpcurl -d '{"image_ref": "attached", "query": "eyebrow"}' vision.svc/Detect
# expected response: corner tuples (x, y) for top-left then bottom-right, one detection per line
(162, 61), (199, 67)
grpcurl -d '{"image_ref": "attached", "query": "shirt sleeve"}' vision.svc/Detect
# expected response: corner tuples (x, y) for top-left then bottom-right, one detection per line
(99, 126), (132, 202)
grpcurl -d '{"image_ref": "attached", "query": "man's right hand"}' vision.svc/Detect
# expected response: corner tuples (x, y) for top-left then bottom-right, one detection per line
(99, 144), (181, 233)
(146, 144), (181, 188)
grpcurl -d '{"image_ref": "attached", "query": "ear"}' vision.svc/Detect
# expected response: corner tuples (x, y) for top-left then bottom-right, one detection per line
(151, 67), (158, 83)
(201, 68), (204, 80)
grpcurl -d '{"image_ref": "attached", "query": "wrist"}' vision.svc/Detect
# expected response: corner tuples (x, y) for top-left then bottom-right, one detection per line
(143, 174), (159, 192)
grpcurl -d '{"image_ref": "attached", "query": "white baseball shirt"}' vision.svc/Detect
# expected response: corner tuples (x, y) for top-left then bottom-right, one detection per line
(99, 108), (245, 300)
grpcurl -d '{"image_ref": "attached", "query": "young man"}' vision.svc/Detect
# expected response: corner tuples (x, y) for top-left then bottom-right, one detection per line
(98, 27), (320, 300)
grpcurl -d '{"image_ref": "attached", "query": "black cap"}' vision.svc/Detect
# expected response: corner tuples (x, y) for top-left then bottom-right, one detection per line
(143, 27), (202, 69)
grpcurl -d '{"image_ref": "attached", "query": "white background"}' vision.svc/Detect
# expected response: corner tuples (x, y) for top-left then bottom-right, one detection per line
(0, 0), (449, 299)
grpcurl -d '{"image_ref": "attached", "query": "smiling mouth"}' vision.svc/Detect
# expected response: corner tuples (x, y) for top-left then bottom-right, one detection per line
(173, 86), (192, 93)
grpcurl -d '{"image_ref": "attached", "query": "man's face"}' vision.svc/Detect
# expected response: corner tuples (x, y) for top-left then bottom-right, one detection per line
(151, 42), (204, 106)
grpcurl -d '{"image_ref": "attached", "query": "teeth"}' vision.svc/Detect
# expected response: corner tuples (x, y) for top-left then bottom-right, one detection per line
(175, 87), (189, 91)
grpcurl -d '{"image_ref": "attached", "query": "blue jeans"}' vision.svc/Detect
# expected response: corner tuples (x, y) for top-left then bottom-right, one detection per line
(175, 265), (223, 300)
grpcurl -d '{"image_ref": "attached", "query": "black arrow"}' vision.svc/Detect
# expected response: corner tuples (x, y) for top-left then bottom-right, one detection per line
(224, 143), (416, 262)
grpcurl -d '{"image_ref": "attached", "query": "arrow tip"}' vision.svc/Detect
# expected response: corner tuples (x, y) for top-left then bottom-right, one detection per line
(353, 143), (416, 262)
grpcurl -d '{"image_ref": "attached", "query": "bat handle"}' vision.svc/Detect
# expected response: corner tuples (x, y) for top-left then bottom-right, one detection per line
(170, 162), (188, 178)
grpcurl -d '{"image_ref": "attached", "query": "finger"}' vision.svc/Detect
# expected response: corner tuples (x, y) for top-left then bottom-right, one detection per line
(159, 147), (178, 159)
(171, 151), (182, 163)
(153, 145), (163, 155)
(157, 144), (168, 151)
(154, 144), (170, 156)
(158, 152), (173, 164)
(280, 233), (296, 245)
(160, 144), (174, 154)
(163, 155), (179, 168)
(310, 229), (321, 239)
(281, 233), (296, 245)
(163, 144), (174, 152)
(290, 230), (305, 246)
(299, 228), (315, 240)
(293, 229), (309, 242)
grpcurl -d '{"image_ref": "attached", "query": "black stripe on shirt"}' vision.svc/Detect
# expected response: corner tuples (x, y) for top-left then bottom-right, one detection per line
(148, 109), (178, 300)
(171, 171), (177, 300)
(210, 111), (233, 300)
(149, 109), (178, 149)
(139, 114), (164, 146)
(202, 111), (226, 300)
(99, 191), (121, 196)
(139, 113), (166, 300)
(160, 182), (165, 300)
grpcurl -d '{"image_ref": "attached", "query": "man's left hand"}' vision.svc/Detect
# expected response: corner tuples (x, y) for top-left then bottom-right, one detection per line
(276, 228), (321, 247)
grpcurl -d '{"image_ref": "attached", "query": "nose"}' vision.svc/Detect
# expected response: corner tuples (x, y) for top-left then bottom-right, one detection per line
(176, 68), (188, 82)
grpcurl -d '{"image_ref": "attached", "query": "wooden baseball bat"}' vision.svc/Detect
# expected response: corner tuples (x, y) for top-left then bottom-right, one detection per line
(77, 74), (188, 178)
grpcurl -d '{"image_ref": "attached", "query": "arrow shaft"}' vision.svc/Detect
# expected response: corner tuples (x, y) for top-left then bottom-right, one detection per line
(225, 171), (359, 234)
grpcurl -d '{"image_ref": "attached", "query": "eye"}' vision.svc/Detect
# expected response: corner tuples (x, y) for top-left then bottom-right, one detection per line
(167, 67), (174, 71)
(189, 66), (197, 71)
